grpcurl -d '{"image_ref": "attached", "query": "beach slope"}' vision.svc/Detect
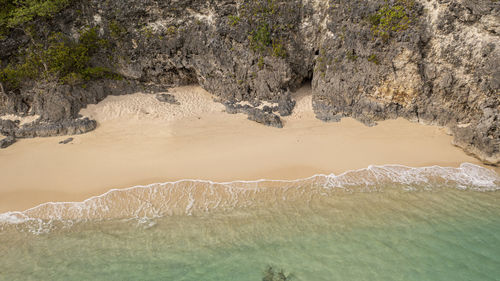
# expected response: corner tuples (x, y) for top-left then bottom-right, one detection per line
(0, 86), (492, 212)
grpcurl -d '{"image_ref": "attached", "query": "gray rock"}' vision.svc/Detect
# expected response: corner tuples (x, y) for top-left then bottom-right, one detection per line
(311, 0), (499, 164)
(224, 102), (240, 115)
(0, 119), (19, 136)
(277, 94), (296, 117)
(15, 118), (97, 138)
(156, 93), (180, 105)
(262, 106), (275, 114)
(0, 0), (498, 164)
(224, 103), (282, 128)
(0, 136), (16, 149)
(246, 108), (283, 128)
(250, 99), (262, 107)
(59, 137), (74, 144)
(2, 80), (140, 124)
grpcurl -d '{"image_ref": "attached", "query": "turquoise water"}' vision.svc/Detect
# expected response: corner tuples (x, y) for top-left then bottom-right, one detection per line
(1, 164), (499, 280)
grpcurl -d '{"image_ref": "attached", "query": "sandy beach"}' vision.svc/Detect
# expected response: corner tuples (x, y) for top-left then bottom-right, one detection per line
(0, 85), (494, 213)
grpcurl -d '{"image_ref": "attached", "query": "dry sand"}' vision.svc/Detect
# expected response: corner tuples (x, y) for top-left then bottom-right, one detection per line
(0, 85), (494, 212)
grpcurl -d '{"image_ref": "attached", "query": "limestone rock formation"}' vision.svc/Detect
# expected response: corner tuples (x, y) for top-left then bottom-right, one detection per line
(0, 0), (498, 164)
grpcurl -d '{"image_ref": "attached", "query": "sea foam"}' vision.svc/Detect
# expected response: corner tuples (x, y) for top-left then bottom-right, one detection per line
(1, 163), (498, 234)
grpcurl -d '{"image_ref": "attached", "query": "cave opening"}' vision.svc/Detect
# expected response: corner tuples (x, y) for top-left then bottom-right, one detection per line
(159, 67), (199, 87)
(300, 71), (313, 92)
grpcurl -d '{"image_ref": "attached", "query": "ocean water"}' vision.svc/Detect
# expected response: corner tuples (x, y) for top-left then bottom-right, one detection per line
(1, 163), (499, 281)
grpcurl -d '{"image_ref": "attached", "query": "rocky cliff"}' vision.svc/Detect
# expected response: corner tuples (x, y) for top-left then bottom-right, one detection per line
(0, 0), (498, 164)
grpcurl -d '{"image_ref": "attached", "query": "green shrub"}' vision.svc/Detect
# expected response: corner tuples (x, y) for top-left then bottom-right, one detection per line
(166, 25), (176, 36)
(141, 26), (154, 38)
(272, 39), (286, 58)
(81, 66), (121, 80)
(367, 54), (380, 64)
(227, 15), (240, 26)
(250, 23), (271, 53)
(257, 56), (265, 69)
(0, 0), (70, 37)
(0, 27), (119, 89)
(316, 55), (327, 77)
(346, 49), (358, 61)
(369, 0), (414, 40)
(0, 64), (23, 89)
(109, 20), (127, 39)
(43, 28), (108, 80)
(236, 0), (292, 59)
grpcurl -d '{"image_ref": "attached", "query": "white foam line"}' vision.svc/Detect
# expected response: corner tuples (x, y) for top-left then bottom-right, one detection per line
(1, 162), (498, 220)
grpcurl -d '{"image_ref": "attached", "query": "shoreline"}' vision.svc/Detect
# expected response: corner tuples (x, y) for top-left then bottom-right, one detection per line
(1, 162), (498, 222)
(0, 85), (497, 213)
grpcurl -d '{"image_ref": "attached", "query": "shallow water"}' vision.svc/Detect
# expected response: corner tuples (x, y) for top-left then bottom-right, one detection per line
(1, 164), (499, 281)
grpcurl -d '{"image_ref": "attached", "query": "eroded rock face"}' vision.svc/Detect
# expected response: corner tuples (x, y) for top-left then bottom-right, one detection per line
(0, 0), (498, 164)
(0, 119), (18, 136)
(312, 0), (499, 164)
(14, 118), (97, 138)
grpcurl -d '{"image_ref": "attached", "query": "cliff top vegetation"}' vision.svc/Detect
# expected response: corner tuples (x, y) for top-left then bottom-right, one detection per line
(0, 0), (70, 38)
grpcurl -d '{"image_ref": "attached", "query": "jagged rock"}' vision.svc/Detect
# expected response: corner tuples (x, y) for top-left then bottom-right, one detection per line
(15, 118), (97, 138)
(224, 102), (239, 115)
(224, 103), (282, 128)
(59, 137), (74, 144)
(451, 108), (500, 165)
(156, 93), (180, 105)
(250, 99), (262, 107)
(0, 0), (498, 164)
(311, 0), (499, 164)
(0, 136), (16, 149)
(277, 94), (296, 117)
(0, 119), (19, 136)
(262, 106), (275, 114)
(2, 80), (140, 124)
(246, 108), (283, 128)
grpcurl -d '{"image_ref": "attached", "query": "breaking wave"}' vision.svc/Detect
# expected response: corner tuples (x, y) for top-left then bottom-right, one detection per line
(1, 163), (498, 234)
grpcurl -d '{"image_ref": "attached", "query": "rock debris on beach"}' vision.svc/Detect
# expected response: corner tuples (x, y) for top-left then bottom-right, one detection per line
(0, 136), (16, 149)
(59, 138), (74, 144)
(156, 94), (180, 105)
(224, 103), (283, 128)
